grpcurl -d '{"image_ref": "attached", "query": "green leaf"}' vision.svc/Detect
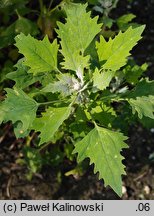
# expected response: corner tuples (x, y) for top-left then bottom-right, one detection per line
(91, 103), (117, 127)
(0, 87), (38, 132)
(70, 121), (89, 139)
(84, 39), (99, 67)
(33, 106), (72, 145)
(0, 17), (39, 48)
(56, 3), (101, 73)
(23, 146), (42, 174)
(102, 16), (114, 28)
(69, 107), (90, 139)
(15, 17), (39, 36)
(128, 96), (154, 119)
(73, 124), (128, 196)
(139, 116), (154, 129)
(14, 121), (30, 138)
(0, 104), (6, 124)
(125, 79), (154, 119)
(6, 59), (41, 88)
(93, 68), (115, 90)
(42, 73), (80, 96)
(15, 33), (58, 75)
(0, 60), (14, 83)
(123, 63), (148, 85)
(96, 25), (145, 71)
(0, 22), (16, 48)
(126, 78), (154, 98)
(117, 13), (136, 29)
(0, 0), (28, 9)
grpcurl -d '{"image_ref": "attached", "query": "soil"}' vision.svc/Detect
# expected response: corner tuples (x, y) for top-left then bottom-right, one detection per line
(0, 0), (154, 200)
(0, 124), (154, 200)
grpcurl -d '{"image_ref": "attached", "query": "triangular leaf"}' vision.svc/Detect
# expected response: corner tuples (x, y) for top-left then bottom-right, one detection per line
(56, 3), (101, 73)
(96, 25), (145, 71)
(0, 87), (38, 133)
(15, 33), (58, 75)
(73, 124), (128, 196)
(33, 106), (72, 145)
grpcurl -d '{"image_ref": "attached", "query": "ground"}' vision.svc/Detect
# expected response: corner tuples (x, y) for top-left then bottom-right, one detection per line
(0, 124), (153, 199)
(0, 0), (154, 200)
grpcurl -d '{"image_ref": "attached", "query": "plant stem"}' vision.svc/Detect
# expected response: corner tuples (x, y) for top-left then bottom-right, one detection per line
(26, 132), (36, 147)
(38, 98), (69, 106)
(48, 0), (53, 11)
(15, 9), (21, 18)
(48, 0), (65, 15)
(39, 0), (44, 15)
(38, 141), (51, 152)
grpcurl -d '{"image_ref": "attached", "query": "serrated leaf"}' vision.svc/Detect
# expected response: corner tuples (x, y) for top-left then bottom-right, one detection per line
(73, 124), (128, 196)
(56, 3), (101, 73)
(117, 13), (136, 29)
(15, 33), (58, 75)
(116, 12), (140, 32)
(6, 59), (41, 88)
(128, 96), (154, 119)
(93, 68), (115, 90)
(33, 106), (72, 145)
(0, 87), (38, 132)
(125, 79), (154, 119)
(96, 25), (145, 71)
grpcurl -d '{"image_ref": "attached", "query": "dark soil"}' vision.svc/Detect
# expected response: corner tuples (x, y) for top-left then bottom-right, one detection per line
(0, 124), (154, 200)
(0, 0), (154, 200)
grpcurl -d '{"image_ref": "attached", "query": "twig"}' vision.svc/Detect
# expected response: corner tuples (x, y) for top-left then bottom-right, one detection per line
(134, 171), (147, 181)
(6, 176), (12, 198)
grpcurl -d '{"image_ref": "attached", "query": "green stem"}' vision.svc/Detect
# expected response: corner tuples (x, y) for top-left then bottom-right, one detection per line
(70, 96), (77, 106)
(48, 0), (65, 15)
(15, 9), (21, 18)
(38, 141), (51, 152)
(39, 0), (44, 14)
(26, 132), (36, 147)
(38, 98), (69, 106)
(48, 0), (53, 11)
